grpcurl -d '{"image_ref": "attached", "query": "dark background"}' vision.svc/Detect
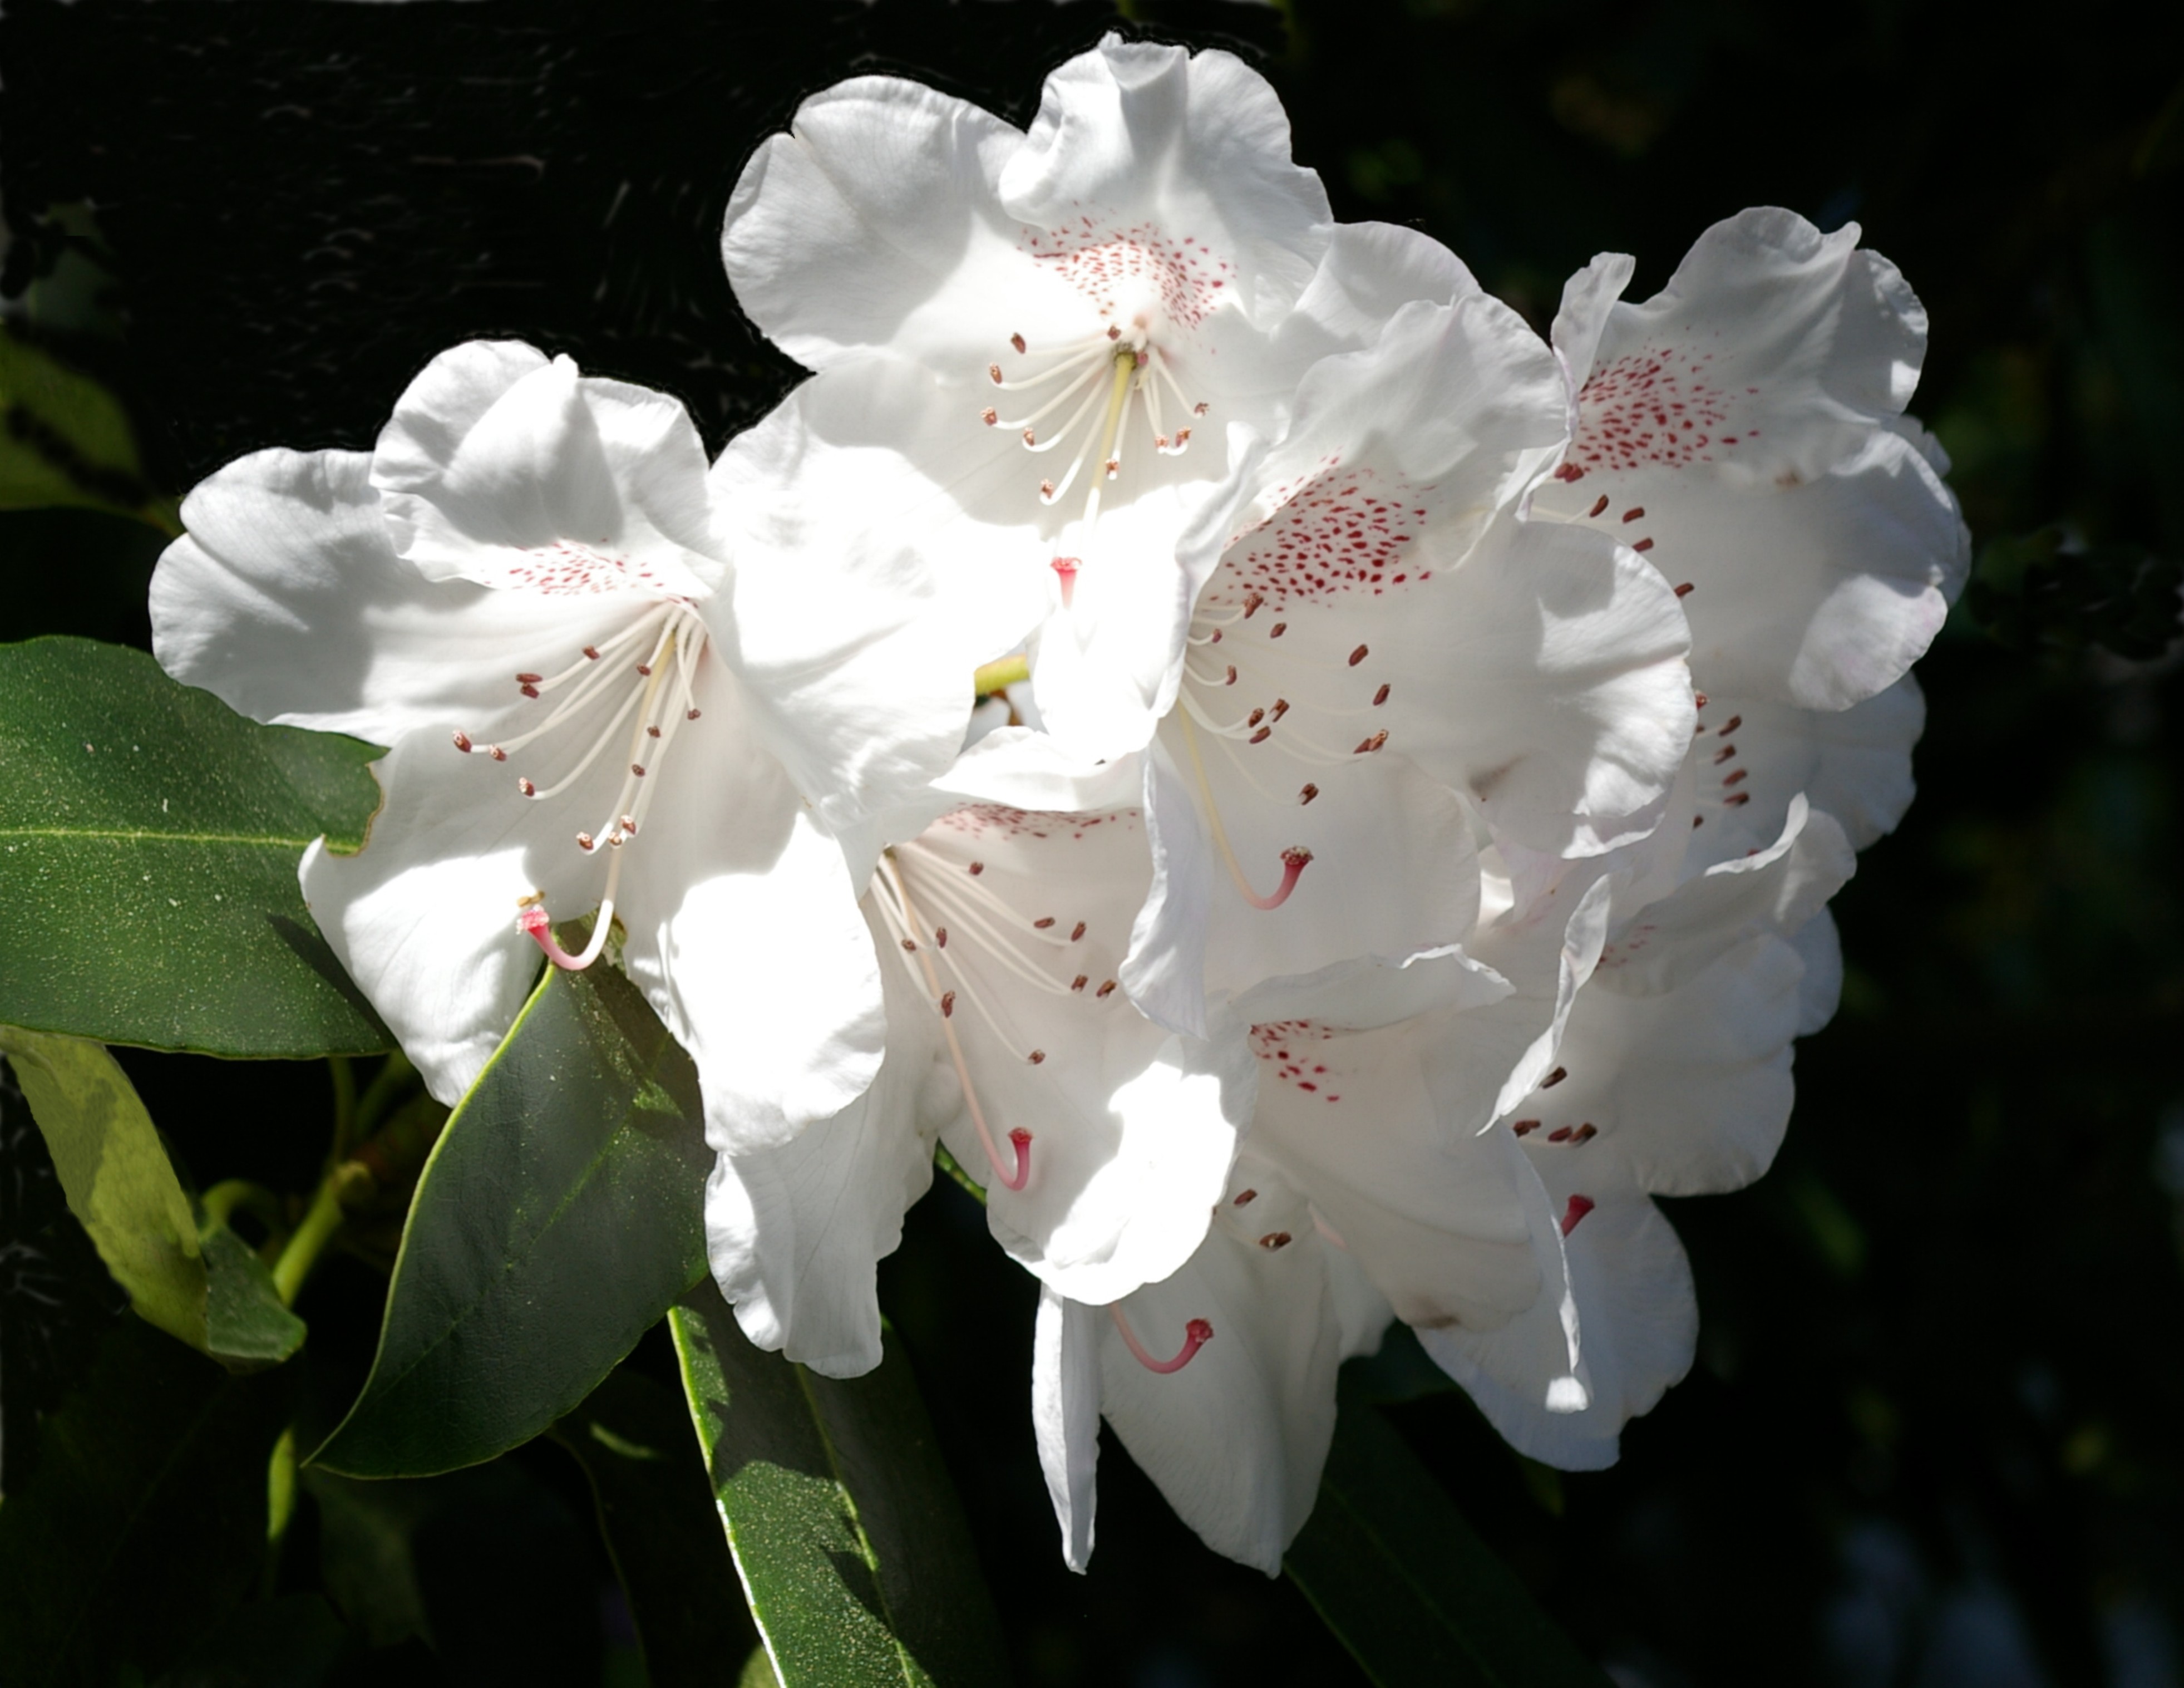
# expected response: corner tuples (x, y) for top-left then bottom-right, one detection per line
(3, 1), (2182, 1684)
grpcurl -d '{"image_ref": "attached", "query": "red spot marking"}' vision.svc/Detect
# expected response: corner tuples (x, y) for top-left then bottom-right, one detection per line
(1560, 1195), (1596, 1237)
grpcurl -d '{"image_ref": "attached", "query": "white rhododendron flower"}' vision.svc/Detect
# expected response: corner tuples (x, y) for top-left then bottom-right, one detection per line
(719, 32), (1477, 762)
(150, 341), (1004, 1156)
(709, 734), (1256, 1376)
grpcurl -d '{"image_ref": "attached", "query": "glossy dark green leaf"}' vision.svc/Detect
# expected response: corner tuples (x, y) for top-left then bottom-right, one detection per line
(0, 1316), (300, 1687)
(0, 637), (392, 1057)
(1284, 1401), (1614, 1688)
(311, 960), (712, 1478)
(552, 1364), (760, 1686)
(669, 1282), (1012, 1688)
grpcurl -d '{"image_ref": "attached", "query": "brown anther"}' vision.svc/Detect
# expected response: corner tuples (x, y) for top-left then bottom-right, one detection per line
(1714, 744), (1737, 764)
(1104, 457), (1120, 478)
(1234, 1189), (1258, 1205)
(1672, 577), (1692, 592)
(1174, 426), (1192, 445)
(1511, 1119), (1541, 1136)
(583, 646), (601, 661)
(1040, 479), (1056, 498)
(1028, 1049), (1047, 1065)
(578, 832), (595, 851)
(1588, 495), (1610, 518)
(1071, 975), (1088, 992)
(686, 707), (702, 721)
(620, 816), (639, 838)
(1694, 692), (1709, 709)
(1354, 730), (1389, 754)
(1270, 622), (1288, 638)
(1270, 698), (1290, 720)
(988, 363), (1003, 383)
(1107, 326), (1121, 341)
(1723, 768), (1748, 787)
(1724, 791), (1751, 807)
(487, 745), (507, 762)
(519, 683), (540, 699)
(982, 407), (999, 426)
(630, 763), (647, 777)
(636, 662), (653, 676)
(516, 672), (543, 685)
(941, 991), (956, 1017)
(1348, 643), (1369, 666)
(1621, 507), (1645, 523)
(1693, 814), (1705, 828)
(1243, 592), (1265, 619)
(1372, 683), (1391, 706)
(1247, 707), (1266, 728)
(1548, 1126), (1574, 1142)
(1299, 783), (1319, 805)
(1156, 434), (1171, 449)
(1541, 1065), (1567, 1088)
(1023, 429), (1037, 446)
(901, 938), (918, 952)
(1259, 1231), (1293, 1251)
(1096, 980), (1117, 998)
(1572, 1123), (1598, 1143)
(452, 730), (473, 753)
(648, 724), (663, 739)
(1225, 665), (1238, 685)
(1193, 401), (1210, 416)
(935, 927), (949, 948)
(1250, 726), (1273, 745)
(1034, 917), (1056, 929)
(1070, 922), (1087, 942)
(1010, 332), (1027, 354)
(969, 862), (985, 876)
(517, 777), (536, 796)
(1719, 715), (1742, 734)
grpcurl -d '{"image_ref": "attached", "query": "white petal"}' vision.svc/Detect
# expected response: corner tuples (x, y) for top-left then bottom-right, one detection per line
(998, 36), (1331, 330)
(888, 803), (1248, 1303)
(152, 448), (606, 745)
(617, 667), (888, 1153)
(1098, 1223), (1344, 1574)
(1127, 722), (1489, 1035)
(1546, 251), (1636, 395)
(1682, 678), (1924, 867)
(1514, 931), (1805, 1199)
(721, 77), (1033, 372)
(1594, 796), (1852, 996)
(1273, 220), (1483, 370)
(297, 730), (604, 1105)
(1251, 1021), (1542, 1331)
(1792, 907), (1845, 1036)
(706, 916), (943, 1377)
(373, 344), (720, 600)
(1032, 1287), (1102, 1572)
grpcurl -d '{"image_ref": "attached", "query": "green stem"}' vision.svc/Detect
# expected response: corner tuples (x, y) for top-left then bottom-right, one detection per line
(198, 1178), (280, 1237)
(934, 1143), (988, 1206)
(270, 1174), (347, 1307)
(351, 1050), (417, 1139)
(328, 1055), (357, 1162)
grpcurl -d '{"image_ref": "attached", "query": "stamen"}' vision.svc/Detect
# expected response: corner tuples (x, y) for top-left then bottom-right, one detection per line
(1177, 710), (1317, 911)
(1110, 1304), (1212, 1375)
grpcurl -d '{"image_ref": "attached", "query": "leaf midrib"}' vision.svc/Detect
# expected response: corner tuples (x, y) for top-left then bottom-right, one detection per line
(0, 826), (321, 848)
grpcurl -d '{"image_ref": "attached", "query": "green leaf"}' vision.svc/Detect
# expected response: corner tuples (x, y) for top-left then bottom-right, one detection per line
(203, 1224), (308, 1370)
(553, 1364), (759, 1686)
(1284, 1401), (1614, 1688)
(668, 1282), (1012, 1688)
(0, 1025), (207, 1349)
(0, 637), (393, 1058)
(0, 327), (175, 531)
(312, 960), (712, 1478)
(0, 1316), (300, 1687)
(0, 1026), (309, 1371)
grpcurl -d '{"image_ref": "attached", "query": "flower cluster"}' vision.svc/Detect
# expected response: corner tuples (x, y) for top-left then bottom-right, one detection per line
(150, 37), (1966, 1574)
